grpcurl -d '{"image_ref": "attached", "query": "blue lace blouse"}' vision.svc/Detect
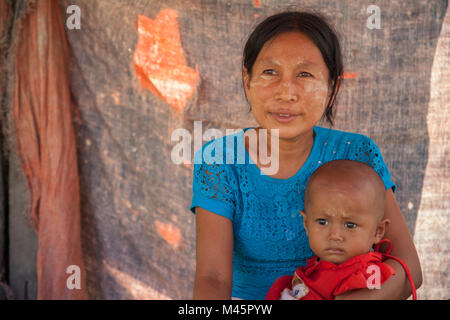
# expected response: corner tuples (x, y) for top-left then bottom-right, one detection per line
(190, 126), (395, 300)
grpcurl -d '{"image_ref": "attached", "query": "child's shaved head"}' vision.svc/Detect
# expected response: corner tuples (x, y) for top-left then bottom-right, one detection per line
(304, 160), (386, 218)
(301, 160), (389, 264)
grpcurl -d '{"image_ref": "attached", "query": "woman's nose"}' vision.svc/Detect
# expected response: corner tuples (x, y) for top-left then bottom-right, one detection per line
(276, 79), (298, 103)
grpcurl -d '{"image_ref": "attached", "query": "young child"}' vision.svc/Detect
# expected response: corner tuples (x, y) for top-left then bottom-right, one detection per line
(265, 160), (417, 300)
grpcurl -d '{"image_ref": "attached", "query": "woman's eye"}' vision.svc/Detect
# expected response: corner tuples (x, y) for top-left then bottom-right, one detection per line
(298, 71), (312, 77)
(345, 222), (357, 229)
(316, 219), (328, 226)
(262, 69), (277, 75)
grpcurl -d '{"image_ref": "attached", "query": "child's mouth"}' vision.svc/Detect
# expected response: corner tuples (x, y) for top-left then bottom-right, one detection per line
(325, 248), (344, 254)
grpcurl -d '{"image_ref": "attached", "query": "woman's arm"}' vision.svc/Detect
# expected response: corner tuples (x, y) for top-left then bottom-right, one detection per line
(383, 189), (422, 295)
(193, 207), (234, 300)
(335, 189), (422, 299)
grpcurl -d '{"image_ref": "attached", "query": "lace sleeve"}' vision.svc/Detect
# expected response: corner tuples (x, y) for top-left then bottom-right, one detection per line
(353, 137), (396, 192)
(190, 150), (236, 220)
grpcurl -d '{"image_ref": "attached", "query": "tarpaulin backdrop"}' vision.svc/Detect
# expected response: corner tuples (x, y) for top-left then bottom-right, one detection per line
(0, 0), (448, 299)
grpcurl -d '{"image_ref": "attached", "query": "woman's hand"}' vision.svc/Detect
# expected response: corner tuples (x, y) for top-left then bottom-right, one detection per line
(193, 207), (234, 299)
(335, 189), (422, 300)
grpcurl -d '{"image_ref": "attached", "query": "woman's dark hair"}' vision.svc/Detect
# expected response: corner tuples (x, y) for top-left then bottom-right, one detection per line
(242, 11), (343, 126)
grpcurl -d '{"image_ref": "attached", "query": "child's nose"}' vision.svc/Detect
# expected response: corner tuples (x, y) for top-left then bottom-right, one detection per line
(328, 225), (344, 242)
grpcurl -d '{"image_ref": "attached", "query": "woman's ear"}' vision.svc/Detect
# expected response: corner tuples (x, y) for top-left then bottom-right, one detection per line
(327, 76), (342, 107)
(374, 218), (390, 244)
(242, 67), (251, 91)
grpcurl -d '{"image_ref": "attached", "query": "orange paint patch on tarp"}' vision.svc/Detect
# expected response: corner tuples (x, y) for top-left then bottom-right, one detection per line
(134, 9), (199, 111)
(253, 0), (262, 8)
(155, 220), (182, 249)
(342, 72), (359, 79)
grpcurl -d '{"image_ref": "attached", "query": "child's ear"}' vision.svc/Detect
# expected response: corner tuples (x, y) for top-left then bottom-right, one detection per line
(374, 218), (390, 244)
(300, 210), (308, 236)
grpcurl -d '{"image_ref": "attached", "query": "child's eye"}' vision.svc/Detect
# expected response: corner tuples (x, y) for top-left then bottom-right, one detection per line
(316, 218), (328, 226)
(345, 222), (357, 229)
(262, 69), (277, 75)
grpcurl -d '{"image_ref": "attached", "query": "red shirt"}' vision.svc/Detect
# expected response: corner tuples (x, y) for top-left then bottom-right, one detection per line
(266, 251), (395, 300)
(266, 239), (417, 300)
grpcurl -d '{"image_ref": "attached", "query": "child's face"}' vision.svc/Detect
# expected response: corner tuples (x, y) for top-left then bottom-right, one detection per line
(301, 180), (388, 264)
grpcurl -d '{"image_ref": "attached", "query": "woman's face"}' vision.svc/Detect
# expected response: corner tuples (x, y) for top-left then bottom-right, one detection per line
(243, 32), (332, 139)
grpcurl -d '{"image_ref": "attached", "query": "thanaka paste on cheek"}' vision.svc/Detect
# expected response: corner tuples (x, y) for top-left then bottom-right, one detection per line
(302, 79), (329, 107)
(249, 75), (275, 88)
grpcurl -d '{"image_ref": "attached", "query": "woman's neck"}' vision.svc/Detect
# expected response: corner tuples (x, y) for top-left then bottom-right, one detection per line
(247, 127), (315, 179)
(277, 129), (315, 164)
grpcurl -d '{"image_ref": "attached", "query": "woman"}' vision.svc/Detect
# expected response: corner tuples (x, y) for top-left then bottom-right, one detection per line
(190, 11), (422, 300)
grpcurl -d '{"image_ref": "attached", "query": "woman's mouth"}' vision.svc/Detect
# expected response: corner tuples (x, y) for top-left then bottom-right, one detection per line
(270, 112), (299, 123)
